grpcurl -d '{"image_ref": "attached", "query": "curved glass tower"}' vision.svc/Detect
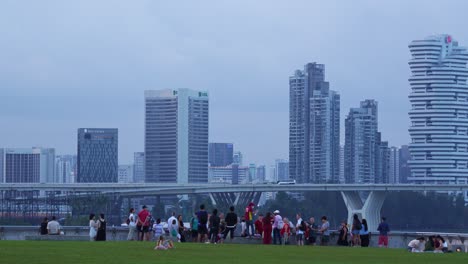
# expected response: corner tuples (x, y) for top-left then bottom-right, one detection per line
(408, 35), (468, 185)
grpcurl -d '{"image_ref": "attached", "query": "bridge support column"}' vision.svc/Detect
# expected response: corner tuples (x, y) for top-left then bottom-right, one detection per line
(341, 191), (386, 232)
(210, 192), (262, 210)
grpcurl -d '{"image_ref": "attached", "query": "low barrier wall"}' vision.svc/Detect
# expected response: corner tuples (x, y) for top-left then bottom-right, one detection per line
(1, 226), (467, 251)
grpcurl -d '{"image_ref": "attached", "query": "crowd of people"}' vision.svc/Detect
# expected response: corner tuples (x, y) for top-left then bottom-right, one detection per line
(121, 203), (350, 248)
(38, 203), (453, 253)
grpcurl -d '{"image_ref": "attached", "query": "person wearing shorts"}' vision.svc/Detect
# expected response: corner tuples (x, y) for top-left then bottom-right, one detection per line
(190, 213), (199, 241)
(319, 216), (330, 246)
(137, 205), (151, 241)
(197, 204), (209, 243)
(377, 217), (390, 247)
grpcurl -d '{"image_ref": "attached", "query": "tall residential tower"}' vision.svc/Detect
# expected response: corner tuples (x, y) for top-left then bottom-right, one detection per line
(289, 63), (340, 183)
(408, 35), (468, 187)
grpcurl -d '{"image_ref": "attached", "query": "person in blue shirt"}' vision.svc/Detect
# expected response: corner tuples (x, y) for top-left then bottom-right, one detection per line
(360, 219), (370, 247)
(377, 217), (390, 248)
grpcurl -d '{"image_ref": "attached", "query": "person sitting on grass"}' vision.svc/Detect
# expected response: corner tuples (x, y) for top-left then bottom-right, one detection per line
(154, 235), (174, 250)
(407, 237), (426, 253)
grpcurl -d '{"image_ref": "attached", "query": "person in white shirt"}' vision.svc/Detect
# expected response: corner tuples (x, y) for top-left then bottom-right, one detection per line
(408, 237), (426, 252)
(167, 212), (179, 240)
(295, 213), (305, 246)
(127, 208), (137, 241)
(47, 216), (61, 235)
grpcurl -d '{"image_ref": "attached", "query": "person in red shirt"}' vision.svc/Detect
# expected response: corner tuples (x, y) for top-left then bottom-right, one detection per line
(280, 218), (291, 245)
(254, 214), (264, 237)
(244, 202), (255, 238)
(137, 205), (151, 241)
(262, 212), (273, 244)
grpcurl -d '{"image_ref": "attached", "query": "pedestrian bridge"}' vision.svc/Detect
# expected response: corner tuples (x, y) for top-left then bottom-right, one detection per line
(2, 183), (467, 232)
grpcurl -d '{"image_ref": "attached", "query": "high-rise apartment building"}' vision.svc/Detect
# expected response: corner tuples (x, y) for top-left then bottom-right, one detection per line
(55, 155), (77, 183)
(345, 100), (381, 183)
(399, 145), (411, 183)
(289, 63), (340, 183)
(208, 165), (249, 184)
(145, 89), (209, 183)
(208, 143), (233, 167)
(0, 147), (55, 183)
(389, 147), (400, 184)
(77, 128), (118, 183)
(133, 152), (145, 183)
(408, 35), (468, 186)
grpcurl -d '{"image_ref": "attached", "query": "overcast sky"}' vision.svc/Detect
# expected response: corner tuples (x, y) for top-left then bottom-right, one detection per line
(1, 0), (467, 166)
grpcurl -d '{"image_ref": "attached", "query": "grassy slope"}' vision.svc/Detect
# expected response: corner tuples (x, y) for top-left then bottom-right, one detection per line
(1, 241), (467, 264)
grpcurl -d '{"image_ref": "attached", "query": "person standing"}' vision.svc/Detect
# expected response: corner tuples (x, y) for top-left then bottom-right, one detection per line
(360, 219), (370, 247)
(244, 202), (255, 238)
(209, 209), (220, 244)
(96, 213), (107, 241)
(127, 208), (137, 241)
(190, 212), (199, 242)
(224, 206), (238, 241)
(40, 217), (48, 235)
(337, 220), (349, 246)
(281, 218), (291, 245)
(319, 216), (330, 246)
(351, 214), (362, 246)
(262, 212), (273, 244)
(295, 213), (305, 246)
(377, 217), (390, 248)
(254, 214), (264, 237)
(178, 215), (186, 242)
(137, 205), (151, 241)
(308, 217), (318, 245)
(153, 218), (164, 241)
(197, 204), (209, 243)
(89, 214), (98, 241)
(272, 210), (283, 245)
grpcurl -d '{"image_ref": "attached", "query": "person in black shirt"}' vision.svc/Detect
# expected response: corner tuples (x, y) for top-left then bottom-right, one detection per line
(96, 213), (107, 241)
(224, 206), (238, 241)
(197, 204), (209, 243)
(209, 209), (220, 244)
(40, 217), (48, 235)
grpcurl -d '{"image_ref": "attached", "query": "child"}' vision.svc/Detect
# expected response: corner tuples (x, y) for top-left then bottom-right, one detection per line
(154, 235), (174, 250)
(280, 218), (291, 245)
(241, 217), (247, 237)
(153, 218), (164, 241)
(218, 219), (226, 244)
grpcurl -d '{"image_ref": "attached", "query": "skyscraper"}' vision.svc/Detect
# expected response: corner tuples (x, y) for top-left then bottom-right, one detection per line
(408, 35), (468, 185)
(256, 165), (266, 182)
(208, 143), (233, 167)
(275, 159), (289, 182)
(77, 128), (118, 183)
(289, 63), (340, 183)
(0, 147), (55, 183)
(389, 147), (400, 184)
(344, 100), (379, 183)
(233, 151), (243, 166)
(118, 165), (134, 183)
(55, 155), (77, 183)
(145, 89), (209, 184)
(133, 152), (145, 183)
(399, 145), (411, 184)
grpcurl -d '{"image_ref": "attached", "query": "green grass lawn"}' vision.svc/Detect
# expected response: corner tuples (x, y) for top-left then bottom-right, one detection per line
(1, 241), (467, 264)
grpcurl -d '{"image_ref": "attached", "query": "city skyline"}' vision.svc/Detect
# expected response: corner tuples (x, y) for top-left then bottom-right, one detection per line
(1, 1), (468, 167)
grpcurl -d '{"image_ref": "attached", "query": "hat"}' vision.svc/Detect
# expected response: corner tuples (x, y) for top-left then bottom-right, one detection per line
(142, 205), (147, 209)
(273, 210), (280, 214)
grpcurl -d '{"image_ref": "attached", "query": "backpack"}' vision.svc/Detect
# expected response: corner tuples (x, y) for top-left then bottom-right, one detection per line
(300, 220), (307, 231)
